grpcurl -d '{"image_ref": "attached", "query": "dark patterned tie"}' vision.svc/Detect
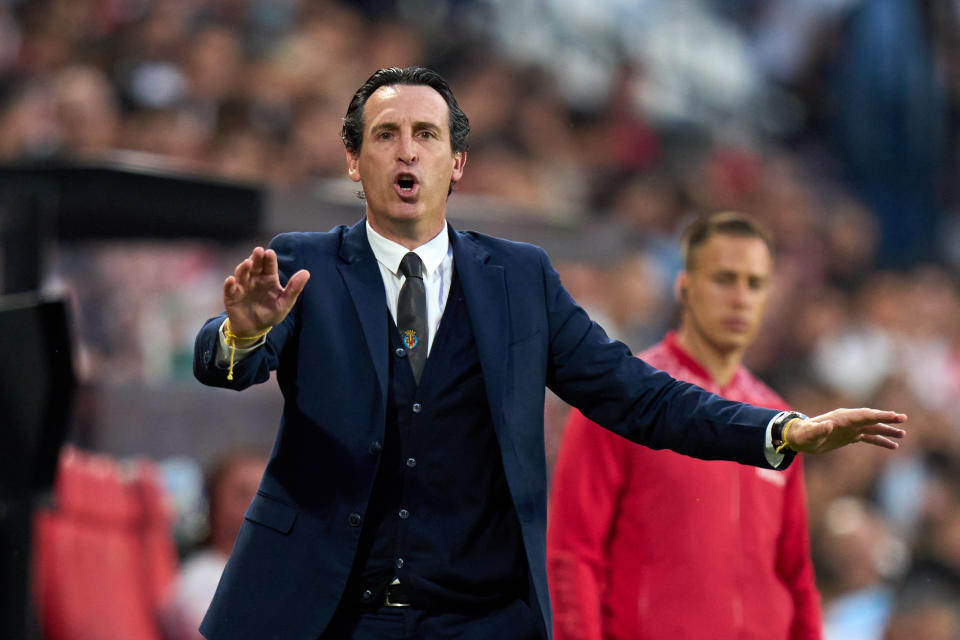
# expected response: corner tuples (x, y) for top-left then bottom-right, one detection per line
(397, 252), (427, 383)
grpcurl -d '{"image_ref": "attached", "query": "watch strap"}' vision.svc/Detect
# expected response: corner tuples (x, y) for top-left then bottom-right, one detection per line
(771, 410), (806, 452)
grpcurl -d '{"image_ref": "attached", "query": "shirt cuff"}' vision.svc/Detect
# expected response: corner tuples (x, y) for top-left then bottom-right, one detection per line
(764, 413), (787, 469)
(215, 318), (268, 367)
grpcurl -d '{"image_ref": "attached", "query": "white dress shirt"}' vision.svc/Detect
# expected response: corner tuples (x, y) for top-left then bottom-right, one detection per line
(365, 220), (453, 356)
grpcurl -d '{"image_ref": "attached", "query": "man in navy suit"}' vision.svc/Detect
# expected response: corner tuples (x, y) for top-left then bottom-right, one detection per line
(193, 67), (906, 640)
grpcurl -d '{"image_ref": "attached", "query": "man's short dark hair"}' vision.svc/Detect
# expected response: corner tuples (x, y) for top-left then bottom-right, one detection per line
(341, 66), (470, 154)
(681, 211), (774, 270)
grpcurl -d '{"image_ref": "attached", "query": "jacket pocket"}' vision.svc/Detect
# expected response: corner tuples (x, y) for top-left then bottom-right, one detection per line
(244, 492), (298, 534)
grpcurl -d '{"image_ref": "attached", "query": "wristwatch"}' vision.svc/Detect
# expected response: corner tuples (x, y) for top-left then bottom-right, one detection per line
(771, 411), (807, 452)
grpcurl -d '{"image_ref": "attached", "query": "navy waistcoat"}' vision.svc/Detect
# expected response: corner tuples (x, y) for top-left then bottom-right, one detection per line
(347, 273), (528, 608)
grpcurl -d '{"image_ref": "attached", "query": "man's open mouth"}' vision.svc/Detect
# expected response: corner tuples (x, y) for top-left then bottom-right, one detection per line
(396, 174), (418, 192)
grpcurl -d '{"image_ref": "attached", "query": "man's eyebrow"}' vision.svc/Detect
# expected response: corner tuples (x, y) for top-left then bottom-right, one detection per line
(369, 121), (443, 134)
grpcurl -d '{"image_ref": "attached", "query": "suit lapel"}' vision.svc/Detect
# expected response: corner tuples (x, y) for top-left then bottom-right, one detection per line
(450, 226), (509, 430)
(337, 220), (388, 403)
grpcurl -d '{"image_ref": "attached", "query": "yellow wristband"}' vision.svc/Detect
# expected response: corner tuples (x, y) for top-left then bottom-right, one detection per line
(223, 318), (272, 381)
(776, 418), (800, 454)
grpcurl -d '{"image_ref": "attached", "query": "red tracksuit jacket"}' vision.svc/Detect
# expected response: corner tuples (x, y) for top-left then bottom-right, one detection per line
(547, 332), (822, 640)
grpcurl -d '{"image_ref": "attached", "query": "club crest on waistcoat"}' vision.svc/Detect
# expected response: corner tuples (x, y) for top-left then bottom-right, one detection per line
(403, 330), (419, 349)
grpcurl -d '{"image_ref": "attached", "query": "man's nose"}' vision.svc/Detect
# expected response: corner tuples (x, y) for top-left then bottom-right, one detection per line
(732, 281), (755, 307)
(397, 133), (417, 163)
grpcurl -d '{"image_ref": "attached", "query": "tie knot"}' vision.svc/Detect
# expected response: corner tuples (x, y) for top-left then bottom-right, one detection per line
(399, 252), (423, 279)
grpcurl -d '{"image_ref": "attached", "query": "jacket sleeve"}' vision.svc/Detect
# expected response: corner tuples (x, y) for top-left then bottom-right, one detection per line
(777, 457), (824, 640)
(193, 233), (302, 390)
(548, 409), (629, 640)
(538, 249), (782, 469)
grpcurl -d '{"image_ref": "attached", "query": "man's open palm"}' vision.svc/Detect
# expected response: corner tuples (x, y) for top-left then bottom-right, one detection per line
(224, 247), (310, 336)
(789, 408), (907, 454)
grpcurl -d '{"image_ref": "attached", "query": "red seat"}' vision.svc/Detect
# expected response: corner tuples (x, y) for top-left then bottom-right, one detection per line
(33, 446), (178, 640)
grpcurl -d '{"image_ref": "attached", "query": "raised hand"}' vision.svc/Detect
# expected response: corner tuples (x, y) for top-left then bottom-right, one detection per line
(224, 246), (310, 338)
(788, 408), (907, 454)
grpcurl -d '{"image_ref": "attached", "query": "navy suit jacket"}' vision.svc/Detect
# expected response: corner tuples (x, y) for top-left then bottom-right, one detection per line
(193, 219), (783, 639)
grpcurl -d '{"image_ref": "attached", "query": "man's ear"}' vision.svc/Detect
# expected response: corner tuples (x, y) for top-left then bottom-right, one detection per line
(346, 149), (361, 183)
(674, 272), (688, 304)
(450, 151), (467, 184)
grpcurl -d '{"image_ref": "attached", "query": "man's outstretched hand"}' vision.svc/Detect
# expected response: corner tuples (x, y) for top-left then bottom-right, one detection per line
(789, 408), (907, 454)
(224, 247), (310, 337)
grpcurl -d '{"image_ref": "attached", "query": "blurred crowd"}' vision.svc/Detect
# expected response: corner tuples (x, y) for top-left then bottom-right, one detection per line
(5, 0), (960, 638)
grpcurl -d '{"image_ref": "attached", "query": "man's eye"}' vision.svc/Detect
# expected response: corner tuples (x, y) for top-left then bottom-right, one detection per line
(378, 131), (393, 139)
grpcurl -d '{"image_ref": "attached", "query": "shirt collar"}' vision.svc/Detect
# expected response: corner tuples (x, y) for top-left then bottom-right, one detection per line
(366, 219), (449, 277)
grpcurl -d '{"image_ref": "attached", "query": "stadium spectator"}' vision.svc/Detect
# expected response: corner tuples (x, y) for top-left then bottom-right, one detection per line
(548, 212), (822, 639)
(163, 450), (268, 640)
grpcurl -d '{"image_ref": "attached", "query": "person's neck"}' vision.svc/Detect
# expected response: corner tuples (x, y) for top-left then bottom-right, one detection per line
(674, 324), (743, 387)
(368, 215), (444, 251)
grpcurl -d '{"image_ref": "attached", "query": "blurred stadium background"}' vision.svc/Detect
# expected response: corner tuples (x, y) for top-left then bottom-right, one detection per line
(2, 0), (960, 638)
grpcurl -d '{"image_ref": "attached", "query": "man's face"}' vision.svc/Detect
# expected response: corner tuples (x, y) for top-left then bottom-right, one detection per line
(681, 234), (772, 354)
(346, 84), (465, 238)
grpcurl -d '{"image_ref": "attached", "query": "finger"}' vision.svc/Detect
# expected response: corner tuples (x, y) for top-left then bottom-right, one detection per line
(858, 409), (907, 424)
(858, 434), (900, 449)
(262, 249), (279, 276)
(250, 247), (265, 276)
(859, 423), (906, 438)
(280, 269), (311, 305)
(234, 257), (253, 283)
(223, 275), (238, 299)
(841, 408), (908, 426)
